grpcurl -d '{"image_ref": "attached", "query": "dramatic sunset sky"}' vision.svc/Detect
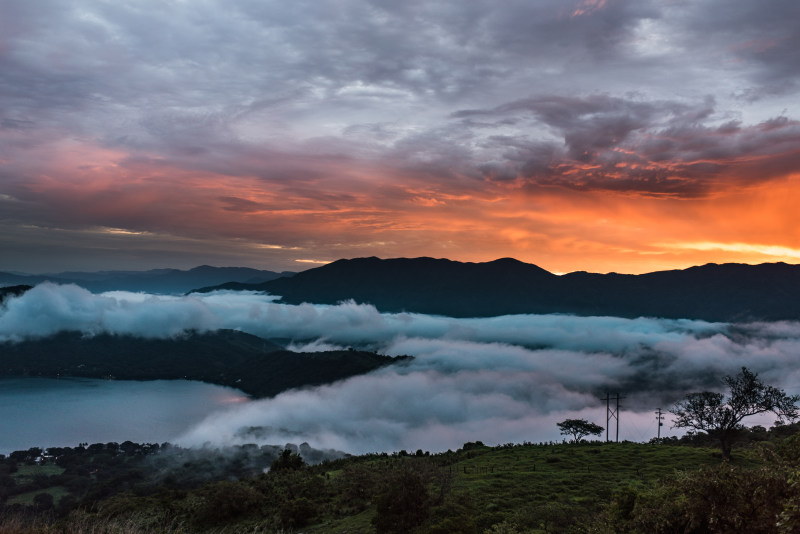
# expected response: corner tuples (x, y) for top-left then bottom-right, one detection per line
(1, 0), (799, 274)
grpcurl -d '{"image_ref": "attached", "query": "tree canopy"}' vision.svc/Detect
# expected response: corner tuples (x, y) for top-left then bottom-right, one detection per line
(270, 448), (306, 472)
(557, 419), (604, 442)
(671, 367), (799, 459)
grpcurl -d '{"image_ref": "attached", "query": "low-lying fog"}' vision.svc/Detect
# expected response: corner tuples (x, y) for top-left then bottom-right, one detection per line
(3, 283), (799, 453)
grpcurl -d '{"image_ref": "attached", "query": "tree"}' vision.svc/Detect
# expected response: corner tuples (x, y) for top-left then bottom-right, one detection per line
(557, 419), (604, 442)
(671, 367), (799, 460)
(270, 448), (306, 472)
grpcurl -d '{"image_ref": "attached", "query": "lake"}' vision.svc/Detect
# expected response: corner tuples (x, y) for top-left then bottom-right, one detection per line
(0, 377), (250, 455)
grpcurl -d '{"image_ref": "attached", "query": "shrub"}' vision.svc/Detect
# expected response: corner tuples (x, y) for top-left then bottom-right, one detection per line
(279, 496), (317, 529)
(373, 468), (430, 533)
(32, 492), (54, 510)
(197, 481), (262, 525)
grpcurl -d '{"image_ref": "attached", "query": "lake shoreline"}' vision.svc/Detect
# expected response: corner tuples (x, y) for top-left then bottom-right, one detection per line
(0, 377), (250, 455)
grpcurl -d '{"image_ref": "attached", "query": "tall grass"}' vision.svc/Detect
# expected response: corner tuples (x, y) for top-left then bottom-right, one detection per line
(0, 510), (188, 534)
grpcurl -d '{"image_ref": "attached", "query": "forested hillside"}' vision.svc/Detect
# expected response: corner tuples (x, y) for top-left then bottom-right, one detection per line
(195, 257), (800, 322)
(2, 425), (799, 533)
(0, 330), (409, 398)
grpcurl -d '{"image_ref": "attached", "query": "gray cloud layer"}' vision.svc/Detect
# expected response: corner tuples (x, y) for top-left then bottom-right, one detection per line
(3, 285), (799, 451)
(2, 1), (800, 272)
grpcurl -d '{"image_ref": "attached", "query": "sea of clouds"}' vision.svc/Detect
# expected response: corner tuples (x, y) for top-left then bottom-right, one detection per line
(3, 283), (800, 453)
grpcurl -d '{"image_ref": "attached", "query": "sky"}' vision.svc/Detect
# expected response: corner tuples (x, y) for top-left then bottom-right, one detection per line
(2, 0), (800, 274)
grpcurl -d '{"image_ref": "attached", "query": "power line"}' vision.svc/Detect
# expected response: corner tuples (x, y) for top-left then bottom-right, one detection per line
(655, 408), (665, 440)
(626, 416), (651, 443)
(601, 392), (626, 442)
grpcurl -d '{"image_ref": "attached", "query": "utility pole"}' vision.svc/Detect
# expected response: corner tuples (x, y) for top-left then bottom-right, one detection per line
(601, 392), (626, 442)
(655, 408), (665, 440)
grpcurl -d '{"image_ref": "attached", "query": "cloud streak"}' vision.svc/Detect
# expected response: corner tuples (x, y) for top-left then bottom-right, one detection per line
(3, 285), (800, 452)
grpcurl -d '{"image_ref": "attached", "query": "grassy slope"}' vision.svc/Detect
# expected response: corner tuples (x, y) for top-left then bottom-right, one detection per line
(6, 465), (68, 506)
(0, 442), (766, 534)
(6, 487), (69, 507)
(307, 442), (744, 533)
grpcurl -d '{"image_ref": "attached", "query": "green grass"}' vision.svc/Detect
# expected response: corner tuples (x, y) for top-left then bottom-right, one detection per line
(0, 442), (764, 533)
(11, 464), (65, 482)
(6, 486), (69, 506)
(450, 442), (737, 508)
(306, 508), (376, 534)
(6, 464), (68, 508)
(305, 442), (753, 533)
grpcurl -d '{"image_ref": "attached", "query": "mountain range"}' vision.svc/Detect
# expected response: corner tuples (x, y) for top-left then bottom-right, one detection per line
(193, 257), (800, 322)
(0, 265), (295, 294)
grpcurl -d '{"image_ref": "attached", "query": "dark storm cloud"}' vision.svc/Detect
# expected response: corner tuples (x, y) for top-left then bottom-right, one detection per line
(675, 0), (800, 92)
(0, 0), (793, 155)
(0, 0), (671, 161)
(453, 95), (800, 196)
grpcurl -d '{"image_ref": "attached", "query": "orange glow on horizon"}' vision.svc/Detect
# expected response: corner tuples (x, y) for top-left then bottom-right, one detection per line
(9, 138), (800, 275)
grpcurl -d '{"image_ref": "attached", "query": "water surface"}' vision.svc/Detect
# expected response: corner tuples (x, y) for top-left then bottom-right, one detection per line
(0, 377), (249, 454)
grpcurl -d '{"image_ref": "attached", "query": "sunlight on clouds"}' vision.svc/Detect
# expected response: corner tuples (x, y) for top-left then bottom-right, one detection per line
(664, 242), (800, 262)
(412, 196), (446, 207)
(570, 0), (608, 18)
(336, 81), (413, 100)
(631, 17), (682, 58)
(252, 244), (302, 251)
(295, 259), (331, 264)
(96, 227), (152, 236)
(2, 0), (800, 276)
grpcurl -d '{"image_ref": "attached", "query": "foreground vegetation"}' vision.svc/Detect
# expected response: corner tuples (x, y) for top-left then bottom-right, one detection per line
(2, 423), (800, 533)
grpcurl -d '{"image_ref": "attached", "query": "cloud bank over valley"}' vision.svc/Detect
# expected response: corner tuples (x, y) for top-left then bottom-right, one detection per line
(3, 284), (799, 452)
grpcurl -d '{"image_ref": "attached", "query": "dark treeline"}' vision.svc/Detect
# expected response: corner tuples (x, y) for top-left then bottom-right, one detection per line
(0, 329), (410, 398)
(0, 285), (31, 305)
(0, 439), (346, 519)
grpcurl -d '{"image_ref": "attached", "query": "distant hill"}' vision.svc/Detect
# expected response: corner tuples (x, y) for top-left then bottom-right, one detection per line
(192, 257), (800, 322)
(0, 266), (295, 294)
(0, 329), (407, 398)
(0, 285), (32, 304)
